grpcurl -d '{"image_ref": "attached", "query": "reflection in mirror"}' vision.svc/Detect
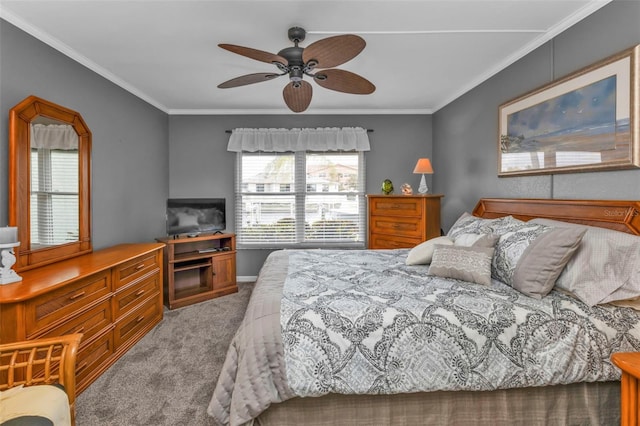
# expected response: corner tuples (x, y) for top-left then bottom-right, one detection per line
(30, 118), (80, 248)
(9, 95), (92, 271)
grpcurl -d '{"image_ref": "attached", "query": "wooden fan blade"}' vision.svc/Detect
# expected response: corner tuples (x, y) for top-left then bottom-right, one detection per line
(218, 73), (281, 88)
(302, 35), (365, 68)
(283, 80), (312, 113)
(314, 69), (375, 94)
(219, 44), (287, 65)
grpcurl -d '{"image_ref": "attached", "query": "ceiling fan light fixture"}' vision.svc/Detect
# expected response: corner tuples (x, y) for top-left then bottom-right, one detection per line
(289, 66), (303, 82)
(218, 27), (375, 112)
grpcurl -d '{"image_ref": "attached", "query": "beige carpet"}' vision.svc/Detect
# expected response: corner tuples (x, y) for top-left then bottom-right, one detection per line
(76, 283), (253, 425)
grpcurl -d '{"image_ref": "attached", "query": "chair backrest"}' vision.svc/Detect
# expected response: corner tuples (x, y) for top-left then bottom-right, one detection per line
(0, 333), (82, 424)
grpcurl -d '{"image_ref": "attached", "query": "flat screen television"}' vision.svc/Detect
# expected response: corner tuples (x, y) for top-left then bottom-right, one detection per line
(166, 198), (226, 237)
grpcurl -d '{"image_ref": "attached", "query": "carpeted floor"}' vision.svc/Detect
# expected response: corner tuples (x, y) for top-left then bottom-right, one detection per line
(76, 283), (254, 425)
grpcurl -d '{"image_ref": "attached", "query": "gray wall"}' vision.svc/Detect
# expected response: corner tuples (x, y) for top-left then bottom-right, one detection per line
(433, 0), (640, 231)
(168, 114), (432, 276)
(0, 19), (169, 248)
(5, 0), (635, 278)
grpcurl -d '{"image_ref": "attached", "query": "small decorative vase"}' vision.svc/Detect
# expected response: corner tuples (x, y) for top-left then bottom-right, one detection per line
(401, 183), (413, 195)
(0, 242), (22, 285)
(381, 179), (394, 195)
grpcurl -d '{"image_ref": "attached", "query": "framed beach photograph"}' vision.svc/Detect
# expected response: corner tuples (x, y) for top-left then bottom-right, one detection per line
(498, 44), (639, 176)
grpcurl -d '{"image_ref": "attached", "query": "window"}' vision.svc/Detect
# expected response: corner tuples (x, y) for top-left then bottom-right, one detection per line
(235, 151), (366, 248)
(30, 148), (79, 247)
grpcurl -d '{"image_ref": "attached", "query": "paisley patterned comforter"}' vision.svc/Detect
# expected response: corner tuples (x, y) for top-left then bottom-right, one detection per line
(209, 248), (640, 425)
(281, 249), (640, 396)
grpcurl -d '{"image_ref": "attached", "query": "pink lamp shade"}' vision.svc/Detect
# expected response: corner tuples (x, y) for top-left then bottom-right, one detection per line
(413, 158), (434, 174)
(413, 158), (433, 194)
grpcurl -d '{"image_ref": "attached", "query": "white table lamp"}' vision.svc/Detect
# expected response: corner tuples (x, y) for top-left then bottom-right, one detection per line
(413, 158), (434, 194)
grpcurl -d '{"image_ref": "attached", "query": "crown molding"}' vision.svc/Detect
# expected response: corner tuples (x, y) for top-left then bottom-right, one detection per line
(0, 6), (170, 113)
(168, 108), (433, 115)
(432, 0), (612, 112)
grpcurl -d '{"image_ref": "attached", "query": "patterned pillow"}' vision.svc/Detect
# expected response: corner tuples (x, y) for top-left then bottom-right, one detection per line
(405, 236), (454, 265)
(447, 212), (522, 241)
(490, 221), (586, 299)
(532, 218), (640, 305)
(446, 213), (493, 240)
(428, 244), (494, 286)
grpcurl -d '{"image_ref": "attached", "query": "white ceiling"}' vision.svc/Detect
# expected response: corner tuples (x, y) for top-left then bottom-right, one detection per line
(0, 0), (612, 115)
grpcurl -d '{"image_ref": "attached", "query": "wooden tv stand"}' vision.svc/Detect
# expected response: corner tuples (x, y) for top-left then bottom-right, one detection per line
(156, 233), (237, 309)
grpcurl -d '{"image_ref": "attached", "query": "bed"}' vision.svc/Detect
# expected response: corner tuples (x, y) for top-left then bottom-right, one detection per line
(208, 198), (640, 426)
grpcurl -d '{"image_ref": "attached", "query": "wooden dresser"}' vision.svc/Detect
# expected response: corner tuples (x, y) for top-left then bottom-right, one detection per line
(0, 243), (164, 394)
(367, 194), (443, 249)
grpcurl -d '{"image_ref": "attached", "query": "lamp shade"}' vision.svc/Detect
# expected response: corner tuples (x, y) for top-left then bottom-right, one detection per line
(413, 158), (434, 174)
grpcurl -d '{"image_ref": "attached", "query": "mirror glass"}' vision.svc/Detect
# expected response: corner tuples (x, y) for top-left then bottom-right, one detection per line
(30, 117), (80, 248)
(9, 96), (92, 271)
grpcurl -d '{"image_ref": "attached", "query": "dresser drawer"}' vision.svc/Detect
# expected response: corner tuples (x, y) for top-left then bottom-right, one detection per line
(114, 273), (161, 320)
(369, 216), (424, 238)
(369, 233), (422, 249)
(35, 299), (112, 343)
(113, 251), (160, 291)
(114, 296), (162, 351)
(76, 330), (114, 389)
(369, 197), (423, 217)
(25, 271), (111, 337)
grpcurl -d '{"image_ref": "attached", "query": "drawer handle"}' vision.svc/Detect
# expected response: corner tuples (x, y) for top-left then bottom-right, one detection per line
(69, 291), (86, 300)
(77, 362), (89, 373)
(135, 263), (145, 271)
(136, 315), (145, 323)
(135, 289), (146, 297)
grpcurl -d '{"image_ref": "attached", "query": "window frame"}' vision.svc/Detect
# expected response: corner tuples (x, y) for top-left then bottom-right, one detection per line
(235, 150), (366, 249)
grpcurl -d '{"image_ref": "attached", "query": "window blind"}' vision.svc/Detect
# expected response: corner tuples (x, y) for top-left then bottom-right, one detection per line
(235, 151), (366, 249)
(30, 148), (79, 247)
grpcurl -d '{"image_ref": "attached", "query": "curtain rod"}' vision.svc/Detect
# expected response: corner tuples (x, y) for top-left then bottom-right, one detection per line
(225, 129), (373, 134)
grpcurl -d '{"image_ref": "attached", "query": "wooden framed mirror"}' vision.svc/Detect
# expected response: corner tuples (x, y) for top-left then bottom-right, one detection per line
(8, 95), (91, 271)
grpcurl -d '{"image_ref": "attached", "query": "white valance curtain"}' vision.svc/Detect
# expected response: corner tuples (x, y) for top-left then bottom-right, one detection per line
(30, 124), (78, 150)
(227, 127), (370, 152)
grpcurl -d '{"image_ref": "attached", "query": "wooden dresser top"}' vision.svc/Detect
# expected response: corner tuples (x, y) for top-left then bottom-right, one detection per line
(0, 243), (164, 303)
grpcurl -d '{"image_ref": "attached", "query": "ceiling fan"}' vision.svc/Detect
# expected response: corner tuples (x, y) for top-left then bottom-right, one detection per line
(217, 27), (375, 113)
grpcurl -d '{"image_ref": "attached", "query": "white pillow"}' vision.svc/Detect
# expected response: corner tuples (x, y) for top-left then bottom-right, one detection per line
(405, 236), (453, 265)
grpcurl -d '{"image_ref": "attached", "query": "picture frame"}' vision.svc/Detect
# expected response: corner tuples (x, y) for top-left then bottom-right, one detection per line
(498, 44), (639, 176)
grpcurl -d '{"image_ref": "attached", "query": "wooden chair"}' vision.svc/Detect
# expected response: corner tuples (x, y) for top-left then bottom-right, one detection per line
(612, 352), (640, 426)
(0, 333), (82, 425)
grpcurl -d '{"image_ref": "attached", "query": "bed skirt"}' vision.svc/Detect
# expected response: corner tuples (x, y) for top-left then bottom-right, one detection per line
(255, 381), (619, 426)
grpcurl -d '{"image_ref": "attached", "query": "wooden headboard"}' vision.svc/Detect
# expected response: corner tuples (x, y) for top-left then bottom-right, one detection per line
(472, 198), (640, 235)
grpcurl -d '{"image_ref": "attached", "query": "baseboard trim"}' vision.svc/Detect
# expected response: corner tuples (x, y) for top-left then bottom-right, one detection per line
(237, 276), (258, 283)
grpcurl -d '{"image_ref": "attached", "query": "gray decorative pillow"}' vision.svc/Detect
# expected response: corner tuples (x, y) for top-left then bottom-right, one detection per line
(491, 222), (586, 299)
(405, 236), (454, 265)
(454, 233), (500, 248)
(428, 244), (494, 286)
(532, 218), (640, 305)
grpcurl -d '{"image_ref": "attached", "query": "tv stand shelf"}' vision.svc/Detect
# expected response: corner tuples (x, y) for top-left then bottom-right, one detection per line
(156, 233), (237, 309)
